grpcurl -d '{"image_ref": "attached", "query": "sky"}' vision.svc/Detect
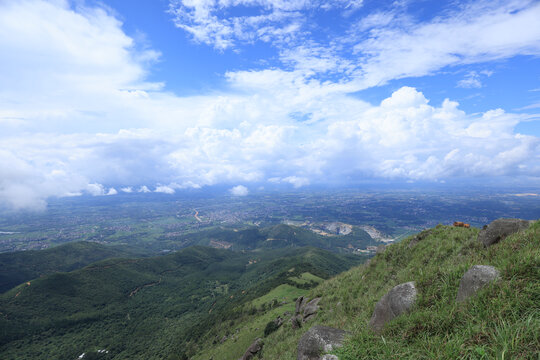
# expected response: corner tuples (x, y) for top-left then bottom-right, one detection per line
(1, 0), (540, 210)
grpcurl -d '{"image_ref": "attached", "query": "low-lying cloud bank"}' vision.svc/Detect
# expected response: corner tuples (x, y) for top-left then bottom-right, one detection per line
(1, 85), (538, 210)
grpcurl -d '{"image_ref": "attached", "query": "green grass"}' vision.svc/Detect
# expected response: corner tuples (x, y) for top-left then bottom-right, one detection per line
(250, 284), (308, 308)
(192, 302), (296, 360)
(288, 272), (324, 285)
(260, 221), (540, 359)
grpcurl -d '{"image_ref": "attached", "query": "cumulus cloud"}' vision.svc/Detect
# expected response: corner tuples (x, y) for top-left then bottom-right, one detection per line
(121, 187), (133, 193)
(1, 85), (539, 210)
(106, 188), (118, 196)
(230, 185), (249, 196)
(87, 183), (106, 196)
(155, 185), (175, 194)
(0, 149), (87, 210)
(138, 185), (152, 193)
(268, 176), (310, 188)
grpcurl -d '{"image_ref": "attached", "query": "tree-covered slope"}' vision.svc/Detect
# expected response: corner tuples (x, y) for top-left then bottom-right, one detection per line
(0, 245), (364, 360)
(258, 221), (539, 359)
(174, 224), (372, 252)
(0, 223), (370, 295)
(0, 241), (146, 293)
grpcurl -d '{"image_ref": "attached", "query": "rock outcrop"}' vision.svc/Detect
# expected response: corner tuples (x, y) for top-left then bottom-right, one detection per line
(456, 265), (500, 302)
(478, 218), (532, 247)
(297, 325), (347, 360)
(292, 296), (322, 328)
(369, 281), (417, 333)
(302, 297), (321, 322)
(241, 338), (263, 360)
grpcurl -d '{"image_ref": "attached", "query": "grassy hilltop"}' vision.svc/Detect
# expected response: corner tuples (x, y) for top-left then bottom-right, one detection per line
(255, 221), (540, 359)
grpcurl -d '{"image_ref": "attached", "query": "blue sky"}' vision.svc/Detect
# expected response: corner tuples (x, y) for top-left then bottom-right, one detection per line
(0, 0), (539, 209)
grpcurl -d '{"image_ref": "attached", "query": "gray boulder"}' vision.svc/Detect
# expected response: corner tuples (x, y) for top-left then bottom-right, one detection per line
(241, 338), (263, 360)
(303, 297), (321, 322)
(478, 218), (532, 247)
(456, 265), (500, 302)
(297, 325), (347, 360)
(369, 282), (417, 333)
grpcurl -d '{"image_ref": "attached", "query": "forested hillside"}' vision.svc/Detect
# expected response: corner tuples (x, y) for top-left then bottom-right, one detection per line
(0, 245), (364, 359)
(0, 241), (146, 293)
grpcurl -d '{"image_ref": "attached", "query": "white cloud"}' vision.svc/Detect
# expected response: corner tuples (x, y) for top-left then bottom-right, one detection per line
(283, 176), (310, 188)
(268, 176), (310, 188)
(121, 187), (133, 193)
(457, 70), (494, 89)
(106, 187), (118, 195)
(517, 102), (540, 110)
(87, 183), (106, 196)
(348, 0), (540, 89)
(169, 0), (540, 89)
(168, 0), (365, 50)
(0, 0), (162, 135)
(155, 185), (175, 194)
(138, 185), (152, 193)
(0, 150), (87, 210)
(230, 185), (249, 196)
(457, 71), (483, 88)
(1, 85), (539, 210)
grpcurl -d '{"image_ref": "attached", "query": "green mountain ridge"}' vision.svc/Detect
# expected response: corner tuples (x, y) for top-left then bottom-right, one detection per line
(169, 223), (373, 252)
(0, 223), (371, 295)
(0, 241), (147, 293)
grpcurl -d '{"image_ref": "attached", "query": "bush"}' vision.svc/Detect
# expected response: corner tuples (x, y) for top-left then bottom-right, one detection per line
(263, 320), (281, 337)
